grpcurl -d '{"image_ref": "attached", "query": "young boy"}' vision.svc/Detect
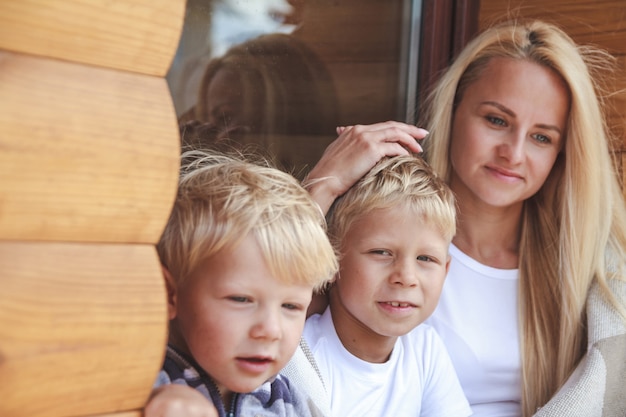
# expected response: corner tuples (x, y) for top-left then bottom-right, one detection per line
(295, 155), (471, 417)
(144, 150), (338, 417)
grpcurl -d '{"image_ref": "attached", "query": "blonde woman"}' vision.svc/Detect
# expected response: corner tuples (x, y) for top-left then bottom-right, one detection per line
(305, 19), (626, 417)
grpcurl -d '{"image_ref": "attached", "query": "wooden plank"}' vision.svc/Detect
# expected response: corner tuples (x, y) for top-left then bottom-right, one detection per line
(622, 152), (626, 195)
(291, 1), (406, 125)
(452, 0), (480, 57)
(294, 0), (404, 63)
(0, 242), (168, 417)
(90, 412), (142, 417)
(328, 62), (402, 124)
(609, 54), (626, 150)
(0, 0), (186, 76)
(418, 0), (454, 106)
(479, 0), (626, 54)
(0, 51), (180, 244)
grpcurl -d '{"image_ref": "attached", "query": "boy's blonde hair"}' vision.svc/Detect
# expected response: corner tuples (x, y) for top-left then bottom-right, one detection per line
(327, 155), (456, 251)
(157, 149), (338, 290)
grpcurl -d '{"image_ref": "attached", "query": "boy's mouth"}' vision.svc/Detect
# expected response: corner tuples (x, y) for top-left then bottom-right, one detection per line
(238, 356), (273, 363)
(382, 301), (416, 308)
(236, 355), (275, 374)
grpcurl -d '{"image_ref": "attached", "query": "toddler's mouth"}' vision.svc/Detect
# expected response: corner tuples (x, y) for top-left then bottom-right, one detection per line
(238, 356), (273, 363)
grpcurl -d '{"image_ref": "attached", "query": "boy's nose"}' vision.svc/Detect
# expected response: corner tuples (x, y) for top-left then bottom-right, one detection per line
(390, 259), (419, 287)
(250, 307), (282, 340)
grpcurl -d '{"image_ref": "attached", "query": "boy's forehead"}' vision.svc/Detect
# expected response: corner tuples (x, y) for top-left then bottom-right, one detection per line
(345, 204), (449, 240)
(186, 238), (315, 291)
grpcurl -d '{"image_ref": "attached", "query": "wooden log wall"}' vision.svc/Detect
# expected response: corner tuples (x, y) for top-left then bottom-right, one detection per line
(0, 1), (185, 416)
(479, 0), (626, 191)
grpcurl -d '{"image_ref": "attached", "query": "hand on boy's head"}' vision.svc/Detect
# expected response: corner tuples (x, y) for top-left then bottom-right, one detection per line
(144, 384), (218, 417)
(306, 121), (428, 215)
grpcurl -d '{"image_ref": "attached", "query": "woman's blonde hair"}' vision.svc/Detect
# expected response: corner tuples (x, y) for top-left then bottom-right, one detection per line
(327, 155), (456, 252)
(157, 149), (338, 291)
(422, 19), (626, 416)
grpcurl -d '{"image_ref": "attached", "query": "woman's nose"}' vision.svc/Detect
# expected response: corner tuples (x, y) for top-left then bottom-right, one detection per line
(497, 132), (525, 164)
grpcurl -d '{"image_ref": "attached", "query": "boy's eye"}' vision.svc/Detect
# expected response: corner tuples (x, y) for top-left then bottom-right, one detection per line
(228, 296), (250, 303)
(370, 249), (392, 256)
(282, 303), (304, 311)
(416, 255), (435, 262)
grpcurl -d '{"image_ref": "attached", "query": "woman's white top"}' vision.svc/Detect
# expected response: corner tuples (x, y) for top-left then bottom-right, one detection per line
(425, 243), (522, 417)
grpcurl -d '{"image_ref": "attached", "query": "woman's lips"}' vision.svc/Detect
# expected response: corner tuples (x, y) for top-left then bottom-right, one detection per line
(486, 165), (523, 182)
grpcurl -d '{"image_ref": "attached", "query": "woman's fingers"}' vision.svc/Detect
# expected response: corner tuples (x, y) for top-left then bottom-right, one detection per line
(306, 121), (428, 214)
(343, 124), (428, 155)
(344, 123), (426, 154)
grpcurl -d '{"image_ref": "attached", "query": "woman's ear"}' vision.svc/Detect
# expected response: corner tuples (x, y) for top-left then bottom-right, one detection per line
(161, 266), (178, 320)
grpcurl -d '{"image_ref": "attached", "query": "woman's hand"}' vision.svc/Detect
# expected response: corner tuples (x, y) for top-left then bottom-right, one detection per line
(305, 121), (427, 214)
(144, 384), (218, 417)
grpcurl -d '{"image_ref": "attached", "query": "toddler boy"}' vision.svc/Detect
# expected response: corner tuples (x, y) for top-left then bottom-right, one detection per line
(145, 150), (338, 417)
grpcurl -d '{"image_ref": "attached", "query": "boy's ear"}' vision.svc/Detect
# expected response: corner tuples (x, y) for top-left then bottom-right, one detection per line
(445, 254), (451, 275)
(161, 265), (178, 320)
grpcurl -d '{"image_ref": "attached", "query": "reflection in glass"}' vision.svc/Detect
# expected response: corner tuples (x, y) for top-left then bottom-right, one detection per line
(178, 33), (339, 177)
(168, 0), (416, 178)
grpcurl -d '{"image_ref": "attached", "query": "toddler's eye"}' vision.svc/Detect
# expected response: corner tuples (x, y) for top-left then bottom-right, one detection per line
(417, 255), (435, 262)
(228, 296), (249, 303)
(282, 303), (303, 311)
(370, 249), (392, 256)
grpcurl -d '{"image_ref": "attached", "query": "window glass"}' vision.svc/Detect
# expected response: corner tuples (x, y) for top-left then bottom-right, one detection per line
(167, 0), (420, 178)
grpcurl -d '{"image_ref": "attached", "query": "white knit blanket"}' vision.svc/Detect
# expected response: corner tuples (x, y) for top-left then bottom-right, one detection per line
(535, 279), (626, 417)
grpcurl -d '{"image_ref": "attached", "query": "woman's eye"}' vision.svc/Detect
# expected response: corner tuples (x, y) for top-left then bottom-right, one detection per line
(486, 115), (506, 127)
(532, 133), (552, 144)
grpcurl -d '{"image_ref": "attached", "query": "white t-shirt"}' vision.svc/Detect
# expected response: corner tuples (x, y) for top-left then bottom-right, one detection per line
(425, 243), (522, 417)
(304, 307), (471, 417)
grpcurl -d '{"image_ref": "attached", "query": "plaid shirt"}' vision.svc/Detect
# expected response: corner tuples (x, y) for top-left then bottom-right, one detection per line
(155, 344), (313, 417)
